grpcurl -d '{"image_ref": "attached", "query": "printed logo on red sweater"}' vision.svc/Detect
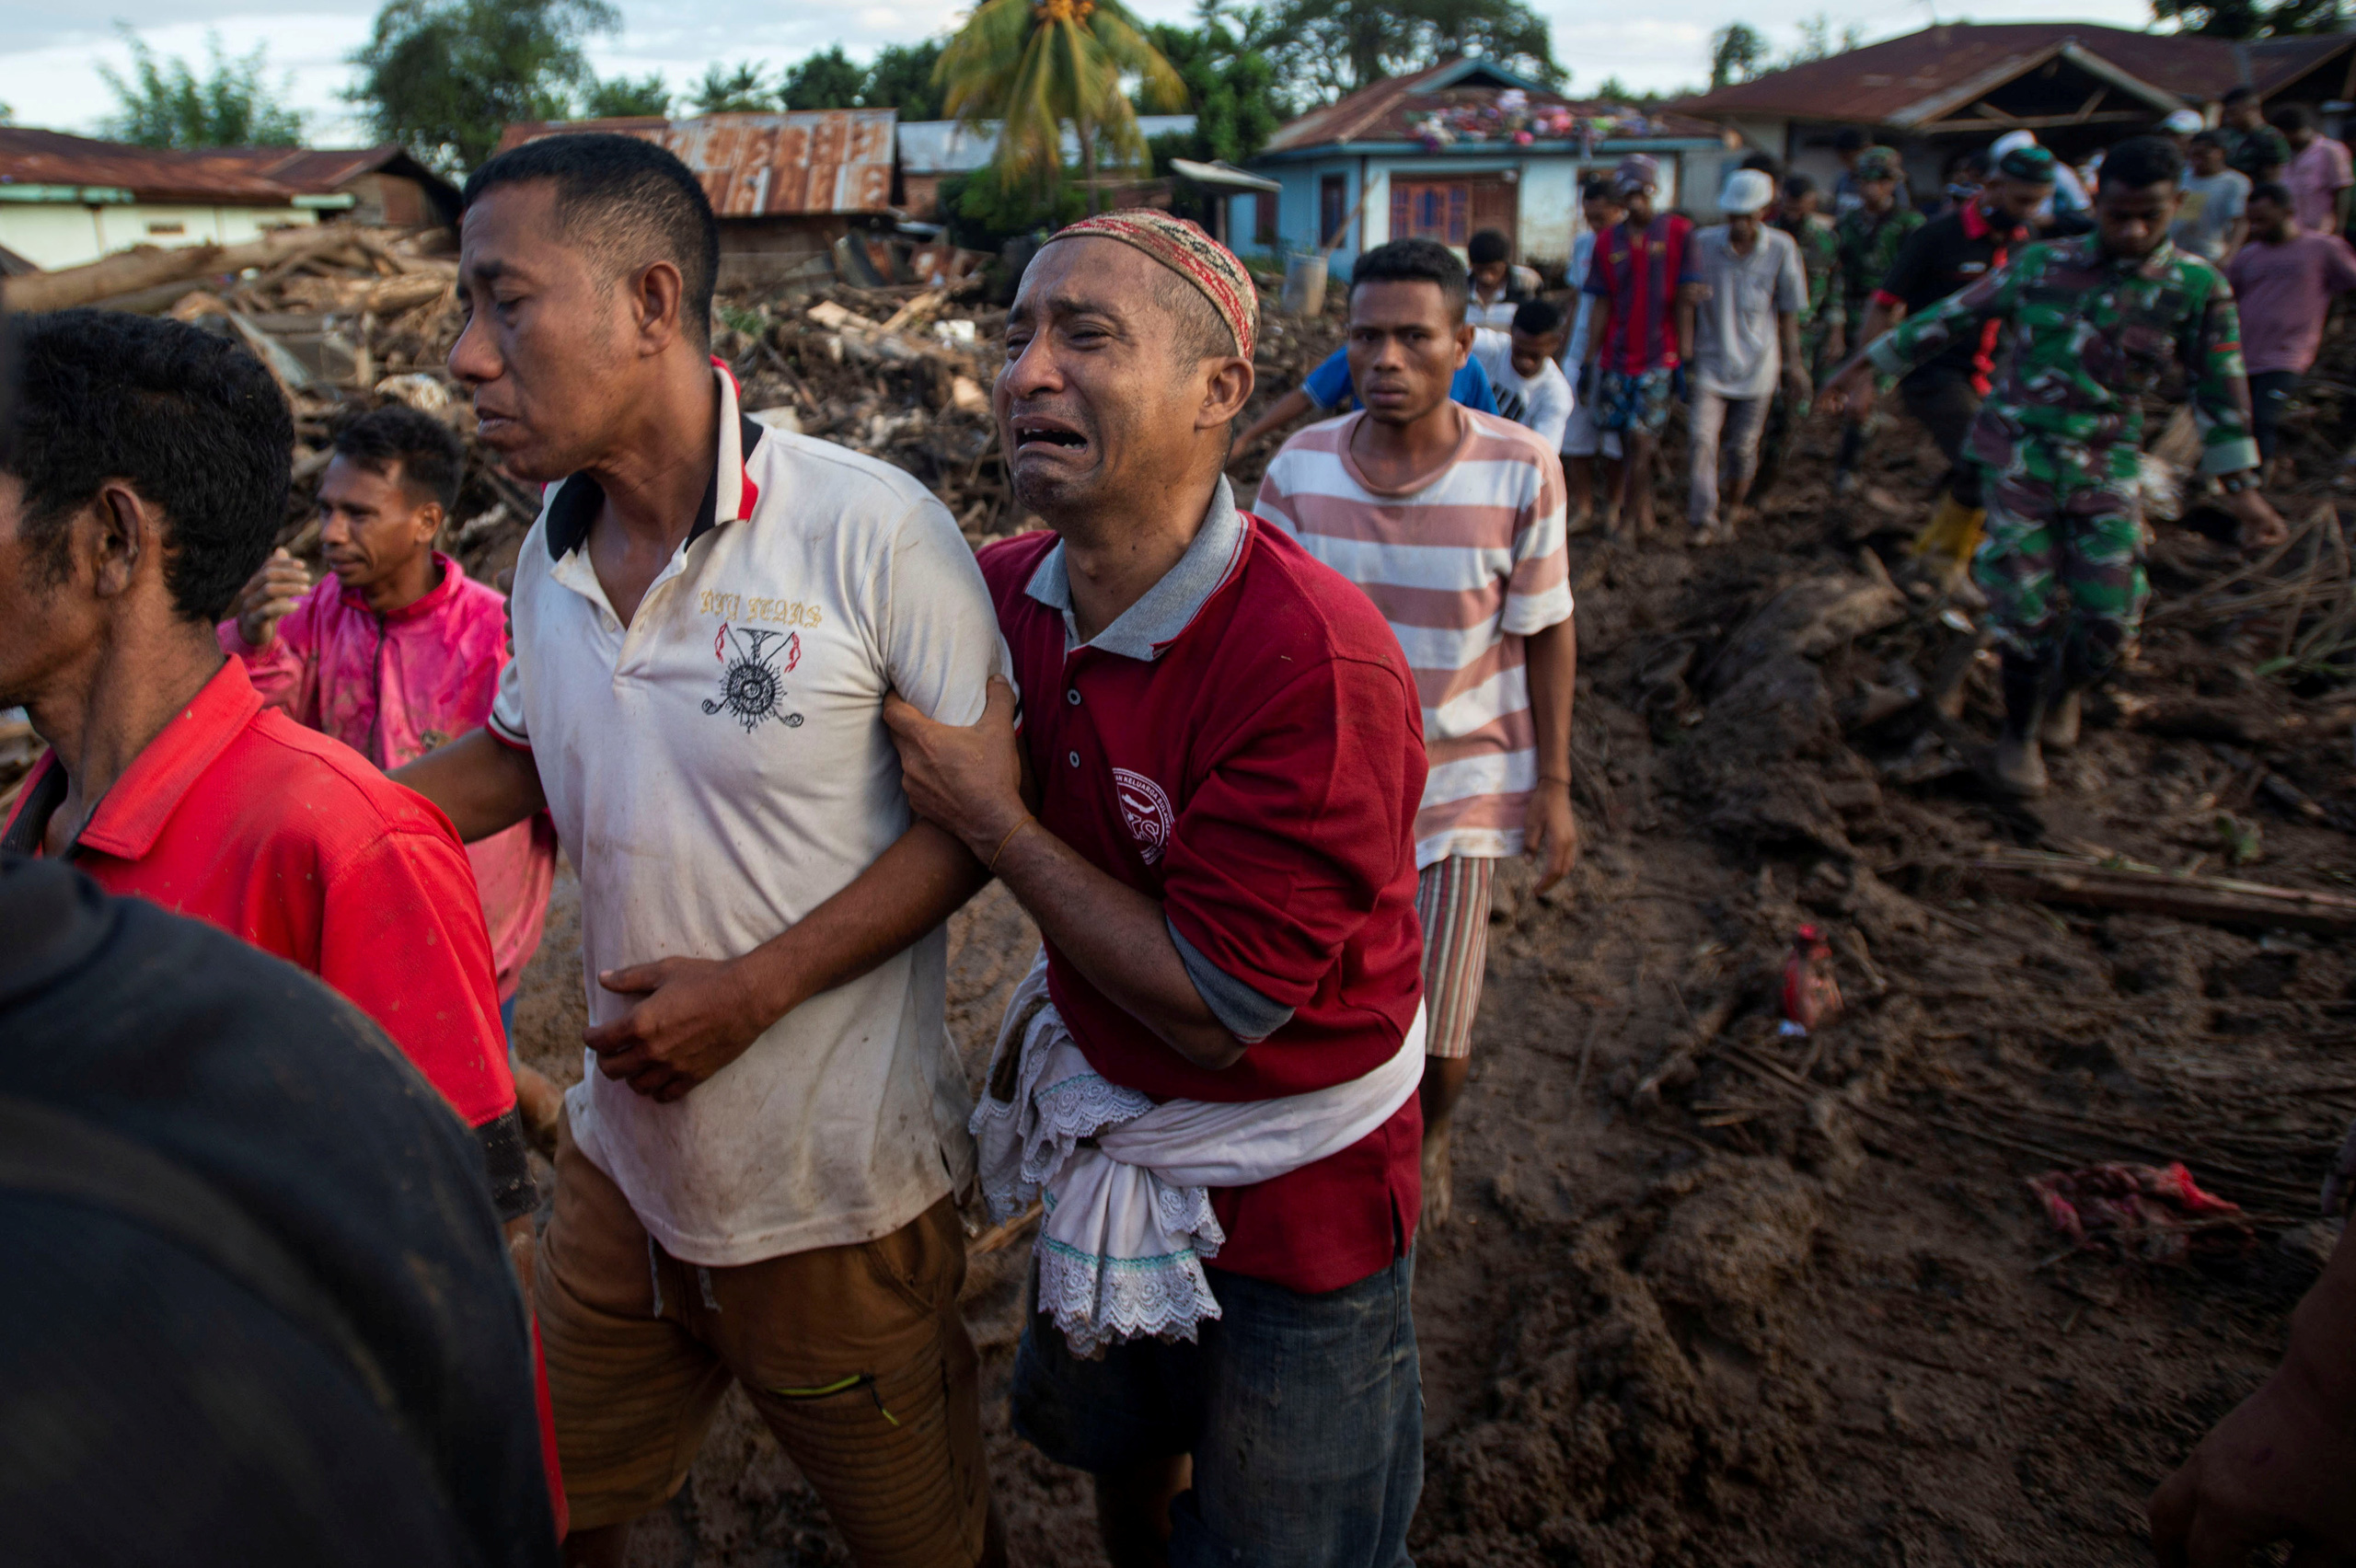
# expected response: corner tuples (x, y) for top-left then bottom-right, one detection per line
(1112, 768), (1173, 864)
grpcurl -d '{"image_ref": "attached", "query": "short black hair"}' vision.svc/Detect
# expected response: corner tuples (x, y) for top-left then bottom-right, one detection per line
(2101, 135), (2184, 193)
(1511, 298), (1564, 337)
(1835, 127), (1868, 153)
(2249, 179), (2293, 207)
(1783, 172), (1818, 201)
(334, 405), (464, 514)
(1348, 237), (1471, 319)
(3, 310), (291, 624)
(1581, 177), (1622, 204)
(2190, 129), (2227, 150)
(462, 133), (722, 351)
(1740, 151), (1782, 175)
(1150, 272), (1240, 363)
(2223, 85), (2261, 108)
(1467, 228), (1511, 265)
(2269, 102), (2316, 133)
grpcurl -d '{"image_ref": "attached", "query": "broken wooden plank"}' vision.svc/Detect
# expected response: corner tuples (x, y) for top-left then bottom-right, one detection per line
(1965, 848), (2356, 933)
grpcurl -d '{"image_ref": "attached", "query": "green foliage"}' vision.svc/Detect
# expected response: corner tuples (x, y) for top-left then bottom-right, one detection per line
(861, 40), (946, 119)
(98, 29), (305, 148)
(582, 72), (670, 118)
(2152, 0), (2345, 34)
(939, 0), (1186, 213)
(690, 63), (774, 113)
(1708, 21), (1769, 89)
(1139, 7), (1286, 165)
(781, 45), (866, 110)
(939, 168), (1088, 248)
(1262, 0), (1562, 105)
(1783, 12), (1867, 64)
(348, 0), (619, 175)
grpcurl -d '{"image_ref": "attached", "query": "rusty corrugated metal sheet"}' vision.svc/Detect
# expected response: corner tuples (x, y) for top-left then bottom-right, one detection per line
(497, 111), (897, 215)
(0, 127), (303, 203)
(1675, 22), (2356, 126)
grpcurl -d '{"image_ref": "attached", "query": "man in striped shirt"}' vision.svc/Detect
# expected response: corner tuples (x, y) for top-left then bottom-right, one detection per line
(1256, 236), (1578, 1228)
(1582, 153), (1700, 537)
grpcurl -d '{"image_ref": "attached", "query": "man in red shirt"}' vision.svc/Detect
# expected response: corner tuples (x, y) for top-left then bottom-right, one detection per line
(0, 309), (557, 1515)
(1580, 153), (1700, 536)
(885, 212), (1427, 1568)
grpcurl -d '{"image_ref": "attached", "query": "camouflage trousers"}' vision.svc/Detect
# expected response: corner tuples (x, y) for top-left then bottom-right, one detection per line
(1751, 321), (1837, 500)
(1969, 438), (2149, 677)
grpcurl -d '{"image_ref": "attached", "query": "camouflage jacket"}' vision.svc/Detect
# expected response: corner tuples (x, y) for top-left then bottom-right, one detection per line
(1865, 235), (2259, 476)
(2226, 123), (2292, 180)
(1775, 212), (1840, 329)
(1831, 203), (1924, 330)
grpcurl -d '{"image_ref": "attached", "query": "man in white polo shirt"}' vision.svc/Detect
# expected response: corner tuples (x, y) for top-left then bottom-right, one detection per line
(396, 133), (1006, 1568)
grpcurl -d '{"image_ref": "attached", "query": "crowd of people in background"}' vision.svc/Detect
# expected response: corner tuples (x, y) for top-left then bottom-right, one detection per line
(6, 94), (2356, 1568)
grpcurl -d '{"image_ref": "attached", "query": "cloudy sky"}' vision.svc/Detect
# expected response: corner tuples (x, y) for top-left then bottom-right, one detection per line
(5, 0), (2157, 143)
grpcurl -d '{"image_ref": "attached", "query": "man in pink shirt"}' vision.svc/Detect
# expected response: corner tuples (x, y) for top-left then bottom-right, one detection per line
(2226, 181), (2356, 477)
(224, 404), (561, 1129)
(2273, 104), (2353, 237)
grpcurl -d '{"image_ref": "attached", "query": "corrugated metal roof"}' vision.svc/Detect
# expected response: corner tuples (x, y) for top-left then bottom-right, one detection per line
(895, 116), (1199, 176)
(1676, 22), (2356, 126)
(0, 131), (449, 207)
(498, 111), (897, 215)
(1264, 59), (1720, 155)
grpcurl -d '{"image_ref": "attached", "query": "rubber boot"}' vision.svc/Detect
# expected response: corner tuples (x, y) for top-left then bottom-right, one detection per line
(1832, 421), (1868, 496)
(1993, 653), (2050, 798)
(1910, 493), (1988, 591)
(2041, 687), (2083, 751)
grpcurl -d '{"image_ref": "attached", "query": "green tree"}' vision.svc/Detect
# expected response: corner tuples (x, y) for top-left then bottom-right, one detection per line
(861, 40), (947, 119)
(1708, 21), (1769, 88)
(2152, 0), (2344, 34)
(1781, 12), (1866, 65)
(781, 45), (866, 110)
(1263, 0), (1561, 105)
(1140, 3), (1287, 164)
(348, 0), (620, 175)
(98, 30), (305, 148)
(688, 63), (773, 112)
(582, 72), (670, 117)
(937, 0), (1186, 213)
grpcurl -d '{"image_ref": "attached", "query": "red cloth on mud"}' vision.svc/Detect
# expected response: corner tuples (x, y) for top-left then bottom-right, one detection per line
(2027, 1162), (2252, 1262)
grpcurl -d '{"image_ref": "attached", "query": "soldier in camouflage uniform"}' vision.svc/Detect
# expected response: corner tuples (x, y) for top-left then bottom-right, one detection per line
(1827, 135), (2285, 797)
(1826, 147), (1924, 490)
(1754, 172), (1842, 500)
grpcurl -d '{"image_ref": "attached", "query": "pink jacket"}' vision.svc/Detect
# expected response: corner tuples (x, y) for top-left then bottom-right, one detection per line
(219, 554), (556, 1004)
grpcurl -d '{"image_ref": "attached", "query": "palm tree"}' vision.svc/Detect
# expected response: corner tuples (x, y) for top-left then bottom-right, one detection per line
(937, 0), (1186, 215)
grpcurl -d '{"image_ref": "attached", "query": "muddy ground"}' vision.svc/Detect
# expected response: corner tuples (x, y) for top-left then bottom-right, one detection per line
(502, 321), (2356, 1567)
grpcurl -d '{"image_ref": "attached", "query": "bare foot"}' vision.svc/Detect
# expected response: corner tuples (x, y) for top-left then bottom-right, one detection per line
(1421, 1122), (1454, 1230)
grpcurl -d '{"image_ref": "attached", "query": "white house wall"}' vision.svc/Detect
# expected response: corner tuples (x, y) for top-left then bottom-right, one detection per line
(1, 202), (315, 272)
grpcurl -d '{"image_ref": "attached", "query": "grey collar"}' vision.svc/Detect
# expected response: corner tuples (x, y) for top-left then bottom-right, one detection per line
(1023, 478), (1245, 661)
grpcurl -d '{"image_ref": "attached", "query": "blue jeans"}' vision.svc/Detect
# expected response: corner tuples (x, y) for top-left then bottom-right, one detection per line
(498, 995), (517, 1045)
(1011, 1251), (1422, 1568)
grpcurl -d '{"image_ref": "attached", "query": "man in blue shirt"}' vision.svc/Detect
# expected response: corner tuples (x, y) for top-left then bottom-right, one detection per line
(1233, 342), (1496, 456)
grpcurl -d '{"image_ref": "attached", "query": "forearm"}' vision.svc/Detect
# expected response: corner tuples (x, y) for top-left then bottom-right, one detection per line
(733, 819), (987, 1028)
(1238, 386), (1314, 451)
(392, 728), (546, 842)
(1779, 311), (1801, 367)
(1675, 298), (1695, 364)
(2283, 1220), (2356, 1413)
(1584, 299), (1611, 365)
(993, 821), (1242, 1069)
(1525, 617), (1576, 784)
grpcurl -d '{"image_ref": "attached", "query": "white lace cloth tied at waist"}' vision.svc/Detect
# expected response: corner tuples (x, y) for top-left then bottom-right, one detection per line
(971, 952), (1425, 1358)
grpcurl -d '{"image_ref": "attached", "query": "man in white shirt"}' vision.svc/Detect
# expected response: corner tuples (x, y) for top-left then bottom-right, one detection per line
(396, 133), (1007, 1568)
(1471, 299), (1573, 451)
(1687, 167), (1810, 540)
(1559, 177), (1626, 526)
(1466, 226), (1542, 329)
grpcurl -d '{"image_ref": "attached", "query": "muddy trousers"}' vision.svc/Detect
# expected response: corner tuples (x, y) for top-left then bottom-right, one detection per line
(1687, 389), (1772, 527)
(1900, 365), (1986, 508)
(533, 1118), (995, 1564)
(1970, 444), (2149, 679)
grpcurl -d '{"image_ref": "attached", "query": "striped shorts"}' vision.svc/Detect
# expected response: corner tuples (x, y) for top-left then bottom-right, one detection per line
(1415, 856), (1496, 1060)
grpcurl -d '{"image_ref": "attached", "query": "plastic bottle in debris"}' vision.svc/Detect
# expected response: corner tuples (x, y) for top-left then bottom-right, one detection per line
(1780, 924), (1842, 1037)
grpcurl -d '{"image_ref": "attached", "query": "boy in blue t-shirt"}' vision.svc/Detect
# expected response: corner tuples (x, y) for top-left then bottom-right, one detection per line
(1235, 344), (1496, 456)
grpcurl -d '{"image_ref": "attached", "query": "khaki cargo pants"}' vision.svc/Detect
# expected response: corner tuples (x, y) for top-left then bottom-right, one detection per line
(535, 1117), (994, 1564)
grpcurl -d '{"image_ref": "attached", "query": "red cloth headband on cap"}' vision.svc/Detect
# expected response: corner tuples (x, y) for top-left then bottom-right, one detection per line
(1045, 210), (1258, 361)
